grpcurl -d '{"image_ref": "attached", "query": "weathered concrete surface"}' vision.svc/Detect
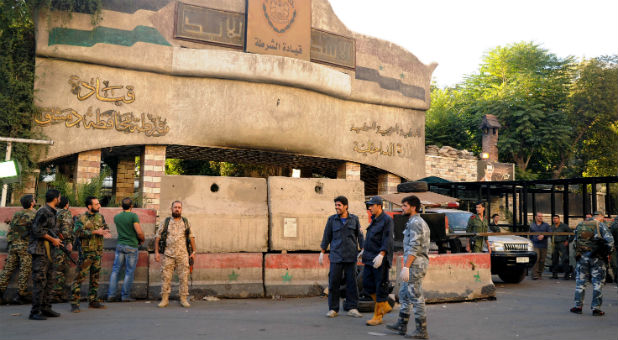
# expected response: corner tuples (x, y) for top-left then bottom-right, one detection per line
(268, 177), (366, 251)
(264, 253), (329, 297)
(148, 253), (264, 299)
(159, 175), (268, 253)
(394, 253), (496, 303)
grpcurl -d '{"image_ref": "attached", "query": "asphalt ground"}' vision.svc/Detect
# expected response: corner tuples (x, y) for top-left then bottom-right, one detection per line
(1, 272), (617, 340)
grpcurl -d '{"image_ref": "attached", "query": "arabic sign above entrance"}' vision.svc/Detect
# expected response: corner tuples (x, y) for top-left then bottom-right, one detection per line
(246, 0), (311, 60)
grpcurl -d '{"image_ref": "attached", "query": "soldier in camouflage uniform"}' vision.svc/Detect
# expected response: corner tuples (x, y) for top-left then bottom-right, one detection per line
(154, 201), (196, 308)
(50, 196), (74, 302)
(0, 195), (36, 305)
(609, 216), (618, 284)
(466, 202), (489, 253)
(570, 211), (614, 316)
(70, 196), (111, 313)
(387, 195), (430, 339)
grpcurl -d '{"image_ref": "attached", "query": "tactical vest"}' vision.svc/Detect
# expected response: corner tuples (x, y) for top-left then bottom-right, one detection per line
(575, 220), (599, 254)
(77, 213), (105, 252)
(158, 217), (193, 255)
(7, 209), (35, 243)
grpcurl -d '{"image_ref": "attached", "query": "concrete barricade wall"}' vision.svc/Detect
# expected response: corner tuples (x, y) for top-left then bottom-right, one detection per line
(268, 177), (367, 251)
(160, 176), (268, 253)
(394, 253), (495, 303)
(264, 253), (330, 297)
(148, 253), (264, 299)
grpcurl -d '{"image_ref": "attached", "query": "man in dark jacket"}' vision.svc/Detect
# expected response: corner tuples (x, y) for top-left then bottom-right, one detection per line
(530, 212), (552, 280)
(551, 215), (571, 279)
(320, 196), (363, 318)
(362, 196), (393, 326)
(28, 189), (62, 320)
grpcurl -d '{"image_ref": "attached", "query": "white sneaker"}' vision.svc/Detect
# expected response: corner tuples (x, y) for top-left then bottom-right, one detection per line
(347, 308), (362, 318)
(326, 310), (338, 318)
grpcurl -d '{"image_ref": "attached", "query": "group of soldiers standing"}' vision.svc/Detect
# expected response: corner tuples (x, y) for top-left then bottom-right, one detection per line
(0, 190), (196, 320)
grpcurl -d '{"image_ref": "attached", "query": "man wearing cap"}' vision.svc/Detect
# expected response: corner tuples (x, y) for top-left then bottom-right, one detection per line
(362, 196), (393, 326)
(319, 196), (364, 318)
(570, 211), (614, 316)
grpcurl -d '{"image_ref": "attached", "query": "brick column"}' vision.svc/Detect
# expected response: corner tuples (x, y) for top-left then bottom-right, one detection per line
(336, 162), (360, 181)
(139, 145), (165, 213)
(115, 156), (136, 204)
(74, 150), (101, 200)
(377, 173), (401, 195)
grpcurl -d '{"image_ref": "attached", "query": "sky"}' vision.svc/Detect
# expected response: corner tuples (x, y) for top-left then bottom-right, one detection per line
(329, 0), (618, 87)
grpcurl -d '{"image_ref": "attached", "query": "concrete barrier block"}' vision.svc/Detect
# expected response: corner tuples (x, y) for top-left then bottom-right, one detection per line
(268, 177), (367, 251)
(148, 253), (264, 299)
(394, 253), (495, 303)
(264, 253), (330, 297)
(160, 176), (268, 253)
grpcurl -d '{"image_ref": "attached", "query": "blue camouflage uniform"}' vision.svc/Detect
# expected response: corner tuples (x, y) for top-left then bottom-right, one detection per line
(573, 220), (614, 311)
(399, 214), (431, 334)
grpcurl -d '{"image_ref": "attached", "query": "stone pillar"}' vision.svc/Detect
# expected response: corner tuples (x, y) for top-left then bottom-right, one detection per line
(115, 156), (136, 204)
(139, 145), (165, 213)
(74, 150), (101, 201)
(337, 162), (360, 181)
(377, 173), (400, 195)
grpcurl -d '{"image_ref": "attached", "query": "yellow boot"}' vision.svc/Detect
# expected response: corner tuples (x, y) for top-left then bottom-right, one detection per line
(158, 293), (169, 308)
(366, 301), (385, 326)
(383, 300), (392, 314)
(180, 295), (191, 308)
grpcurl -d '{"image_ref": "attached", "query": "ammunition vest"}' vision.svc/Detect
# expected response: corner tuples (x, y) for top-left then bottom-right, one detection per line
(158, 217), (193, 255)
(575, 220), (599, 254)
(77, 212), (106, 252)
(7, 209), (35, 243)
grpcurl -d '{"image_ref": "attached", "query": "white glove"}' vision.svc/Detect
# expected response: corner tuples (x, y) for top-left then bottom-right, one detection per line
(319, 252), (324, 265)
(400, 267), (410, 282)
(372, 254), (384, 269)
(357, 249), (364, 261)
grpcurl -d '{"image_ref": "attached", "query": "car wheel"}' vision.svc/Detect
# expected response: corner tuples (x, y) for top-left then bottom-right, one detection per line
(396, 181), (428, 193)
(498, 268), (527, 283)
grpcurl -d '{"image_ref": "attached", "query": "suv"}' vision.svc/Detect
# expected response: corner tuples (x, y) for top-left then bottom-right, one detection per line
(423, 208), (537, 283)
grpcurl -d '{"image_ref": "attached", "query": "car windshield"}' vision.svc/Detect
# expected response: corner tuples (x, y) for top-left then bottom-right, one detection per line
(445, 211), (472, 231)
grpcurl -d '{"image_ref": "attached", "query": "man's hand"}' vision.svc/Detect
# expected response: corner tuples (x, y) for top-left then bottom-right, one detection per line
(50, 237), (62, 247)
(318, 252), (324, 265)
(372, 254), (384, 269)
(190, 252), (196, 261)
(400, 267), (410, 282)
(538, 235), (544, 241)
(564, 241), (569, 246)
(155, 252), (161, 262)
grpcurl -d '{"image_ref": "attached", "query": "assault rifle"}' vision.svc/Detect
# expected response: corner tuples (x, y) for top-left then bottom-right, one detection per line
(48, 229), (77, 265)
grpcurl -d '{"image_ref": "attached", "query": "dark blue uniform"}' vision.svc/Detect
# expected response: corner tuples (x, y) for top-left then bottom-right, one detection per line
(362, 212), (394, 302)
(321, 214), (363, 312)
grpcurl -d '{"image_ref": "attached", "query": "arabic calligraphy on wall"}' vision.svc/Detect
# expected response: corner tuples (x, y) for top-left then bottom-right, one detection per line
(353, 141), (404, 157)
(34, 107), (169, 137)
(174, 2), (244, 48)
(350, 122), (423, 139)
(69, 76), (134, 105)
(311, 29), (355, 69)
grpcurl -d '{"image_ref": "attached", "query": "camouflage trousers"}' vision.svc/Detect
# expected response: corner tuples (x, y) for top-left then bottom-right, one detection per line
(160, 254), (189, 296)
(71, 251), (102, 305)
(50, 248), (69, 299)
(574, 254), (606, 309)
(398, 263), (428, 329)
(0, 241), (31, 295)
(31, 254), (54, 314)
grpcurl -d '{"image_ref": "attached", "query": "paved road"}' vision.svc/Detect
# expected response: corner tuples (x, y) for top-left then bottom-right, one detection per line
(1, 274), (617, 340)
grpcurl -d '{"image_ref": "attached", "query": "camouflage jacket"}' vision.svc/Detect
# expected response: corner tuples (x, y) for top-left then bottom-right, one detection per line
(7, 209), (36, 244)
(56, 208), (74, 245)
(74, 211), (108, 253)
(28, 204), (58, 255)
(574, 220), (614, 257)
(403, 214), (430, 267)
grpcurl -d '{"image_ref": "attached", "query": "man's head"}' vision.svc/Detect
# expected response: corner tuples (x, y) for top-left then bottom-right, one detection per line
(585, 213), (592, 220)
(366, 196), (383, 216)
(535, 212), (544, 223)
(85, 196), (100, 213)
(171, 201), (182, 218)
(475, 201), (485, 216)
(334, 196), (348, 217)
(20, 194), (35, 209)
(121, 197), (133, 211)
(552, 214), (560, 225)
(491, 213), (499, 224)
(593, 211), (604, 222)
(45, 189), (61, 207)
(401, 195), (421, 216)
(59, 196), (70, 210)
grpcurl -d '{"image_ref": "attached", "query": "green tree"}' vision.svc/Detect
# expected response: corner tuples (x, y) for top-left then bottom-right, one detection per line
(425, 87), (476, 151)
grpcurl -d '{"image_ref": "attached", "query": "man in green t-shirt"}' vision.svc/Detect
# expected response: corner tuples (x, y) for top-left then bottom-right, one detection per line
(107, 198), (144, 302)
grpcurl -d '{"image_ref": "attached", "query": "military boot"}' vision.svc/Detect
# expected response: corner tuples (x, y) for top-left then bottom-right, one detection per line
(180, 295), (191, 308)
(386, 311), (410, 335)
(158, 293), (169, 308)
(405, 317), (428, 339)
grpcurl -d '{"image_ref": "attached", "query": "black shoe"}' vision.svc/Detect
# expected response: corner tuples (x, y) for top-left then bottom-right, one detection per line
(592, 309), (605, 316)
(11, 294), (27, 305)
(570, 307), (582, 314)
(106, 296), (120, 303)
(88, 301), (106, 309)
(70, 304), (80, 313)
(0, 289), (5, 305)
(41, 309), (61, 317)
(551, 274), (558, 279)
(386, 312), (410, 335)
(121, 298), (136, 302)
(29, 312), (47, 320)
